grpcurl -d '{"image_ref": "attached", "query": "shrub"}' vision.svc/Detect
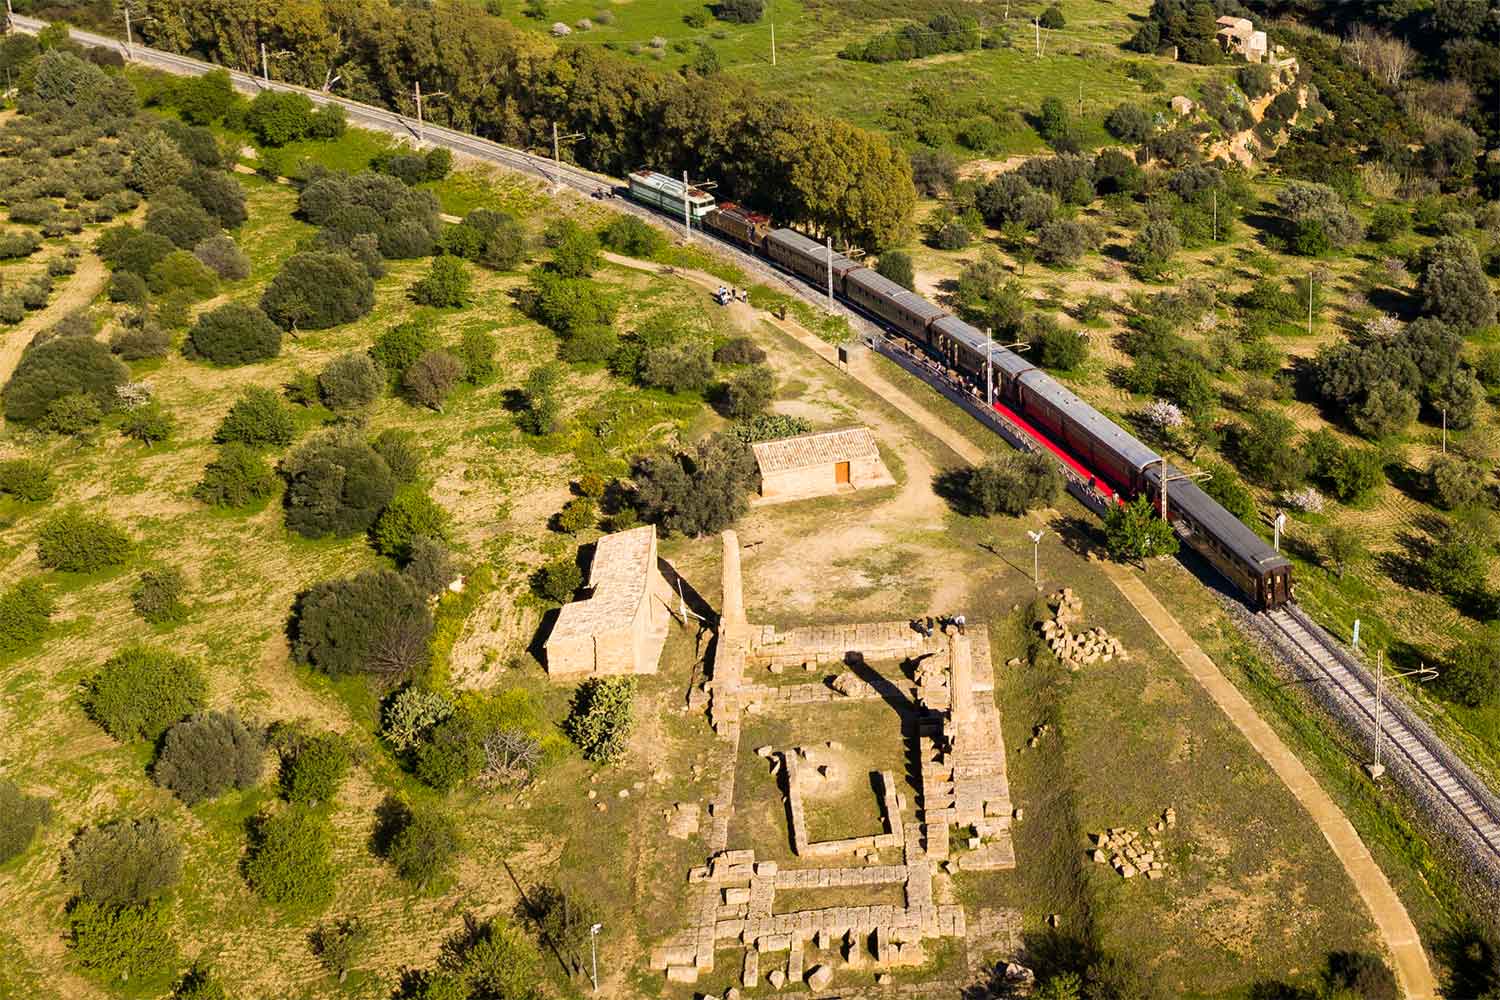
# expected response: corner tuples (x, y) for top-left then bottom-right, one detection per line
(1028, 316), (1089, 370)
(1104, 496), (1179, 562)
(460, 328), (498, 384)
(184, 302), (281, 366)
(555, 497), (595, 535)
(85, 646), (205, 743)
(564, 677), (635, 763)
(600, 215), (665, 257)
(145, 189), (219, 250)
(122, 404), (175, 448)
(261, 252), (374, 330)
(0, 779), (50, 863)
(110, 319), (173, 360)
(281, 732), (352, 806)
(318, 352), (382, 410)
(310, 917), (370, 983)
(373, 428), (423, 484)
(106, 272), (150, 310)
(1367, 204), (1409, 244)
(534, 557), (582, 603)
(36, 508), (131, 573)
(962, 452), (1061, 516)
(633, 433), (757, 536)
(410, 255), (472, 307)
(308, 103), (347, 140)
(380, 687), (456, 753)
(1428, 456), (1482, 510)
(215, 386), (297, 448)
(371, 320), (438, 385)
(640, 344), (713, 393)
(374, 489), (451, 560)
(192, 234), (250, 280)
(1419, 235), (1497, 332)
(245, 90), (315, 146)
(713, 337), (766, 365)
(64, 817), (182, 907)
(3, 336), (128, 423)
(40, 393), (104, 437)
(0, 458), (55, 501)
(1438, 635), (1499, 708)
(1036, 219), (1096, 266)
(178, 167), (246, 228)
(549, 223), (602, 278)
(0, 578), (54, 654)
(1423, 521), (1490, 601)
(195, 443), (278, 508)
(282, 429), (396, 538)
(403, 349), (463, 411)
(244, 807), (336, 909)
(386, 801), (461, 888)
(294, 568), (434, 679)
(110, 231), (177, 277)
(131, 568), (187, 624)
(717, 0), (763, 22)
(722, 365), (774, 418)
(173, 68), (236, 124)
(404, 536), (459, 595)
(68, 901), (180, 987)
(1128, 219), (1181, 279)
(1323, 952), (1398, 1000)
(154, 711), (264, 805)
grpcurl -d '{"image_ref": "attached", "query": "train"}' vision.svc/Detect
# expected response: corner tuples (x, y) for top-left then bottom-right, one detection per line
(625, 171), (1294, 609)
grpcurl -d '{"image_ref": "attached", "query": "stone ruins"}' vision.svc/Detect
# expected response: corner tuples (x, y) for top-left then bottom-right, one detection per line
(1038, 588), (1126, 669)
(652, 531), (1021, 992)
(1089, 807), (1178, 881)
(542, 524), (675, 677)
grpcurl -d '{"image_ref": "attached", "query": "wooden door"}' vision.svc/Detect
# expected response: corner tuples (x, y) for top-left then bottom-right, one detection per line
(834, 462), (850, 485)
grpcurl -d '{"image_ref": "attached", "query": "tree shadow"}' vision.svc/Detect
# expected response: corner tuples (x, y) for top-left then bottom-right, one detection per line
(369, 794), (408, 859)
(1048, 514), (1104, 560)
(933, 467), (983, 516)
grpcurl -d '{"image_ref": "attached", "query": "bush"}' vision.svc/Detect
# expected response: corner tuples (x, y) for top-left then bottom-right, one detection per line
(404, 536), (459, 595)
(0, 578), (54, 654)
(261, 252), (375, 330)
(309, 916), (369, 982)
(1201, 461), (1255, 523)
(962, 452), (1061, 516)
(564, 677), (636, 763)
(1128, 219), (1181, 279)
(85, 646), (206, 743)
(3, 336), (128, 423)
(244, 807), (336, 909)
(380, 686), (456, 753)
(294, 568), (433, 679)
(1323, 952), (1398, 1000)
(192, 234), (251, 280)
(281, 732), (352, 806)
(534, 557), (583, 603)
(373, 489), (451, 561)
(1419, 235), (1497, 332)
(154, 711), (264, 805)
(410, 255), (472, 307)
(460, 328), (498, 384)
(1028, 316), (1089, 370)
(1438, 636), (1499, 708)
(215, 386), (297, 448)
(633, 433), (758, 536)
(68, 901), (180, 987)
(0, 779), (50, 863)
(1428, 455), (1482, 510)
(172, 965), (231, 1000)
(36, 508), (131, 573)
(178, 167), (246, 228)
(1367, 204), (1409, 243)
(172, 68), (236, 124)
(373, 428), (423, 484)
(386, 802), (460, 888)
(640, 344), (713, 394)
(549, 222), (601, 278)
(402, 349), (463, 411)
(65, 817), (182, 907)
(1104, 496), (1179, 562)
(195, 443), (278, 508)
(1423, 521), (1490, 601)
(110, 319), (173, 360)
(145, 189), (220, 250)
(371, 320), (438, 385)
(600, 215), (665, 257)
(722, 365), (775, 418)
(717, 0), (763, 22)
(282, 429), (396, 538)
(1036, 219), (1096, 266)
(0, 458), (55, 501)
(318, 352), (382, 410)
(245, 90), (315, 146)
(184, 302), (280, 366)
(40, 393), (104, 437)
(122, 404), (176, 448)
(713, 337), (766, 365)
(131, 567), (187, 625)
(107, 269), (149, 305)
(109, 231), (178, 278)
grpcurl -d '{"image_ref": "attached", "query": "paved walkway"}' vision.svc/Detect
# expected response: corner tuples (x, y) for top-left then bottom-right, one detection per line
(1102, 563), (1436, 1000)
(617, 246), (1437, 998)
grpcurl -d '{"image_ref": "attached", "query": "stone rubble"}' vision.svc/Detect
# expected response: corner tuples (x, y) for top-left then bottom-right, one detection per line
(1088, 808), (1176, 881)
(1038, 589), (1127, 670)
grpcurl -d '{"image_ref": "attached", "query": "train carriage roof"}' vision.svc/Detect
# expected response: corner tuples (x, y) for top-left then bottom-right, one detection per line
(767, 228), (857, 271)
(1144, 466), (1292, 570)
(1018, 370), (1160, 473)
(629, 170), (714, 202)
(844, 268), (945, 322)
(929, 315), (1034, 380)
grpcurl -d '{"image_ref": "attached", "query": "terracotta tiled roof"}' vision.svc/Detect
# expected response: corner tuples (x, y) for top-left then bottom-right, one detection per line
(751, 426), (880, 475)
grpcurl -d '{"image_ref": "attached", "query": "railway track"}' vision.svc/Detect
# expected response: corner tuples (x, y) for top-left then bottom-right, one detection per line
(1262, 604), (1500, 870)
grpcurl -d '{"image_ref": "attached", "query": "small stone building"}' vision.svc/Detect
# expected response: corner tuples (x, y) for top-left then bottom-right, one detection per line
(1216, 15), (1267, 62)
(750, 426), (894, 502)
(1170, 95), (1195, 117)
(543, 525), (674, 677)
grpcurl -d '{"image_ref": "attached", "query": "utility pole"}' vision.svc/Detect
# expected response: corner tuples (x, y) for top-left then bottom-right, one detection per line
(1026, 529), (1045, 589)
(261, 41), (270, 83)
(1077, 81), (1083, 117)
(683, 170), (692, 241)
(770, 0), (776, 66)
(1352, 618), (1360, 649)
(1156, 460), (1210, 521)
(1366, 653), (1438, 780)
(414, 82), (447, 143)
(1441, 407), (1447, 454)
(1212, 190), (1218, 242)
(123, 3), (134, 60)
(589, 923), (602, 994)
(1307, 270), (1314, 335)
(1273, 510), (1286, 551)
(1034, 17), (1041, 58)
(550, 121), (583, 190)
(985, 327), (994, 408)
(825, 234), (834, 305)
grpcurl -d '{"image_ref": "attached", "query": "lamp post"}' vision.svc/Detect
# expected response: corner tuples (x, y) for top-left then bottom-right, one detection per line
(1026, 529), (1045, 589)
(589, 922), (602, 993)
(1273, 510), (1287, 551)
(1365, 651), (1437, 780)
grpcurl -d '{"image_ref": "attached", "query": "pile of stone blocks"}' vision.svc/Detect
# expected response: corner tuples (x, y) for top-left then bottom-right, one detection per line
(1088, 807), (1176, 880)
(830, 670), (876, 698)
(1039, 589), (1126, 669)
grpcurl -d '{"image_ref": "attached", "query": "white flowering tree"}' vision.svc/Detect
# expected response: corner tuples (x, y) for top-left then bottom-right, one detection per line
(1144, 399), (1185, 434)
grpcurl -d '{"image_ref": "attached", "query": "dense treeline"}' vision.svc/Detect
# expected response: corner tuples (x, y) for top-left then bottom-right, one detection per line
(38, 0), (917, 247)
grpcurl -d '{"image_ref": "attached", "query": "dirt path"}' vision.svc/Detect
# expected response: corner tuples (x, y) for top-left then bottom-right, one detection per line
(1101, 563), (1437, 1000)
(0, 252), (109, 394)
(602, 247), (1436, 995)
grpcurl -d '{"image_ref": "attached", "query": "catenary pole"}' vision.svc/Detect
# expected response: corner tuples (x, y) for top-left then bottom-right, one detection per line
(825, 235), (834, 305)
(682, 170), (691, 241)
(261, 42), (270, 83)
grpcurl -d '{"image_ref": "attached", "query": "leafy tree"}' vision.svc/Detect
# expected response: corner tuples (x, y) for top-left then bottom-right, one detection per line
(1039, 4), (1066, 29)
(1036, 219), (1096, 266)
(877, 250), (914, 290)
(216, 386), (297, 448)
(717, 0), (764, 23)
(962, 452), (1061, 516)
(122, 404), (176, 449)
(564, 677), (636, 763)
(405, 537), (460, 596)
(0, 779), (50, 863)
(193, 234), (251, 280)
(131, 568), (187, 625)
(1036, 973), (1083, 1000)
(1319, 445), (1385, 504)
(0, 459), (55, 501)
(1322, 524), (1367, 578)
(460, 329), (498, 385)
(403, 349), (464, 411)
(1419, 236), (1497, 331)
(373, 428), (423, 484)
(1105, 103), (1156, 143)
(1427, 368), (1483, 431)
(65, 818), (183, 908)
(1438, 634), (1500, 709)
(1427, 455), (1483, 511)
(1423, 521), (1491, 602)
(1351, 380), (1418, 439)
(1323, 951), (1398, 1000)
(68, 900), (181, 988)
(599, 215), (665, 257)
(111, 318), (174, 360)
(639, 344), (714, 394)
(318, 352), (383, 410)
(294, 568), (434, 680)
(550, 223), (602, 278)
(173, 69), (236, 124)
(632, 433), (758, 536)
(147, 250), (219, 299)
(1104, 496), (1179, 563)
(187, 302), (282, 366)
(1277, 182), (1363, 251)
(722, 365), (775, 418)
(244, 807), (336, 909)
(386, 802), (461, 888)
(281, 732), (352, 807)
(1028, 315), (1089, 370)
(1367, 204), (1409, 243)
(554, 497), (595, 535)
(372, 320), (439, 386)
(127, 129), (192, 195)
(85, 646), (206, 743)
(3, 336), (128, 423)
(196, 443), (278, 508)
(261, 251), (375, 331)
(534, 557), (583, 603)
(281, 429), (396, 538)
(1037, 96), (1074, 150)
(40, 393), (104, 437)
(1128, 219), (1181, 279)
(154, 711), (265, 805)
(310, 917), (371, 983)
(374, 489), (452, 561)
(36, 508), (131, 573)
(145, 190), (220, 251)
(245, 90), (315, 146)
(411, 255), (472, 308)
(0, 579), (54, 654)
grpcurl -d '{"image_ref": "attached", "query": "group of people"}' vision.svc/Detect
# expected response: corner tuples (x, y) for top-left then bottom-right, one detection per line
(714, 285), (748, 305)
(911, 614), (965, 638)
